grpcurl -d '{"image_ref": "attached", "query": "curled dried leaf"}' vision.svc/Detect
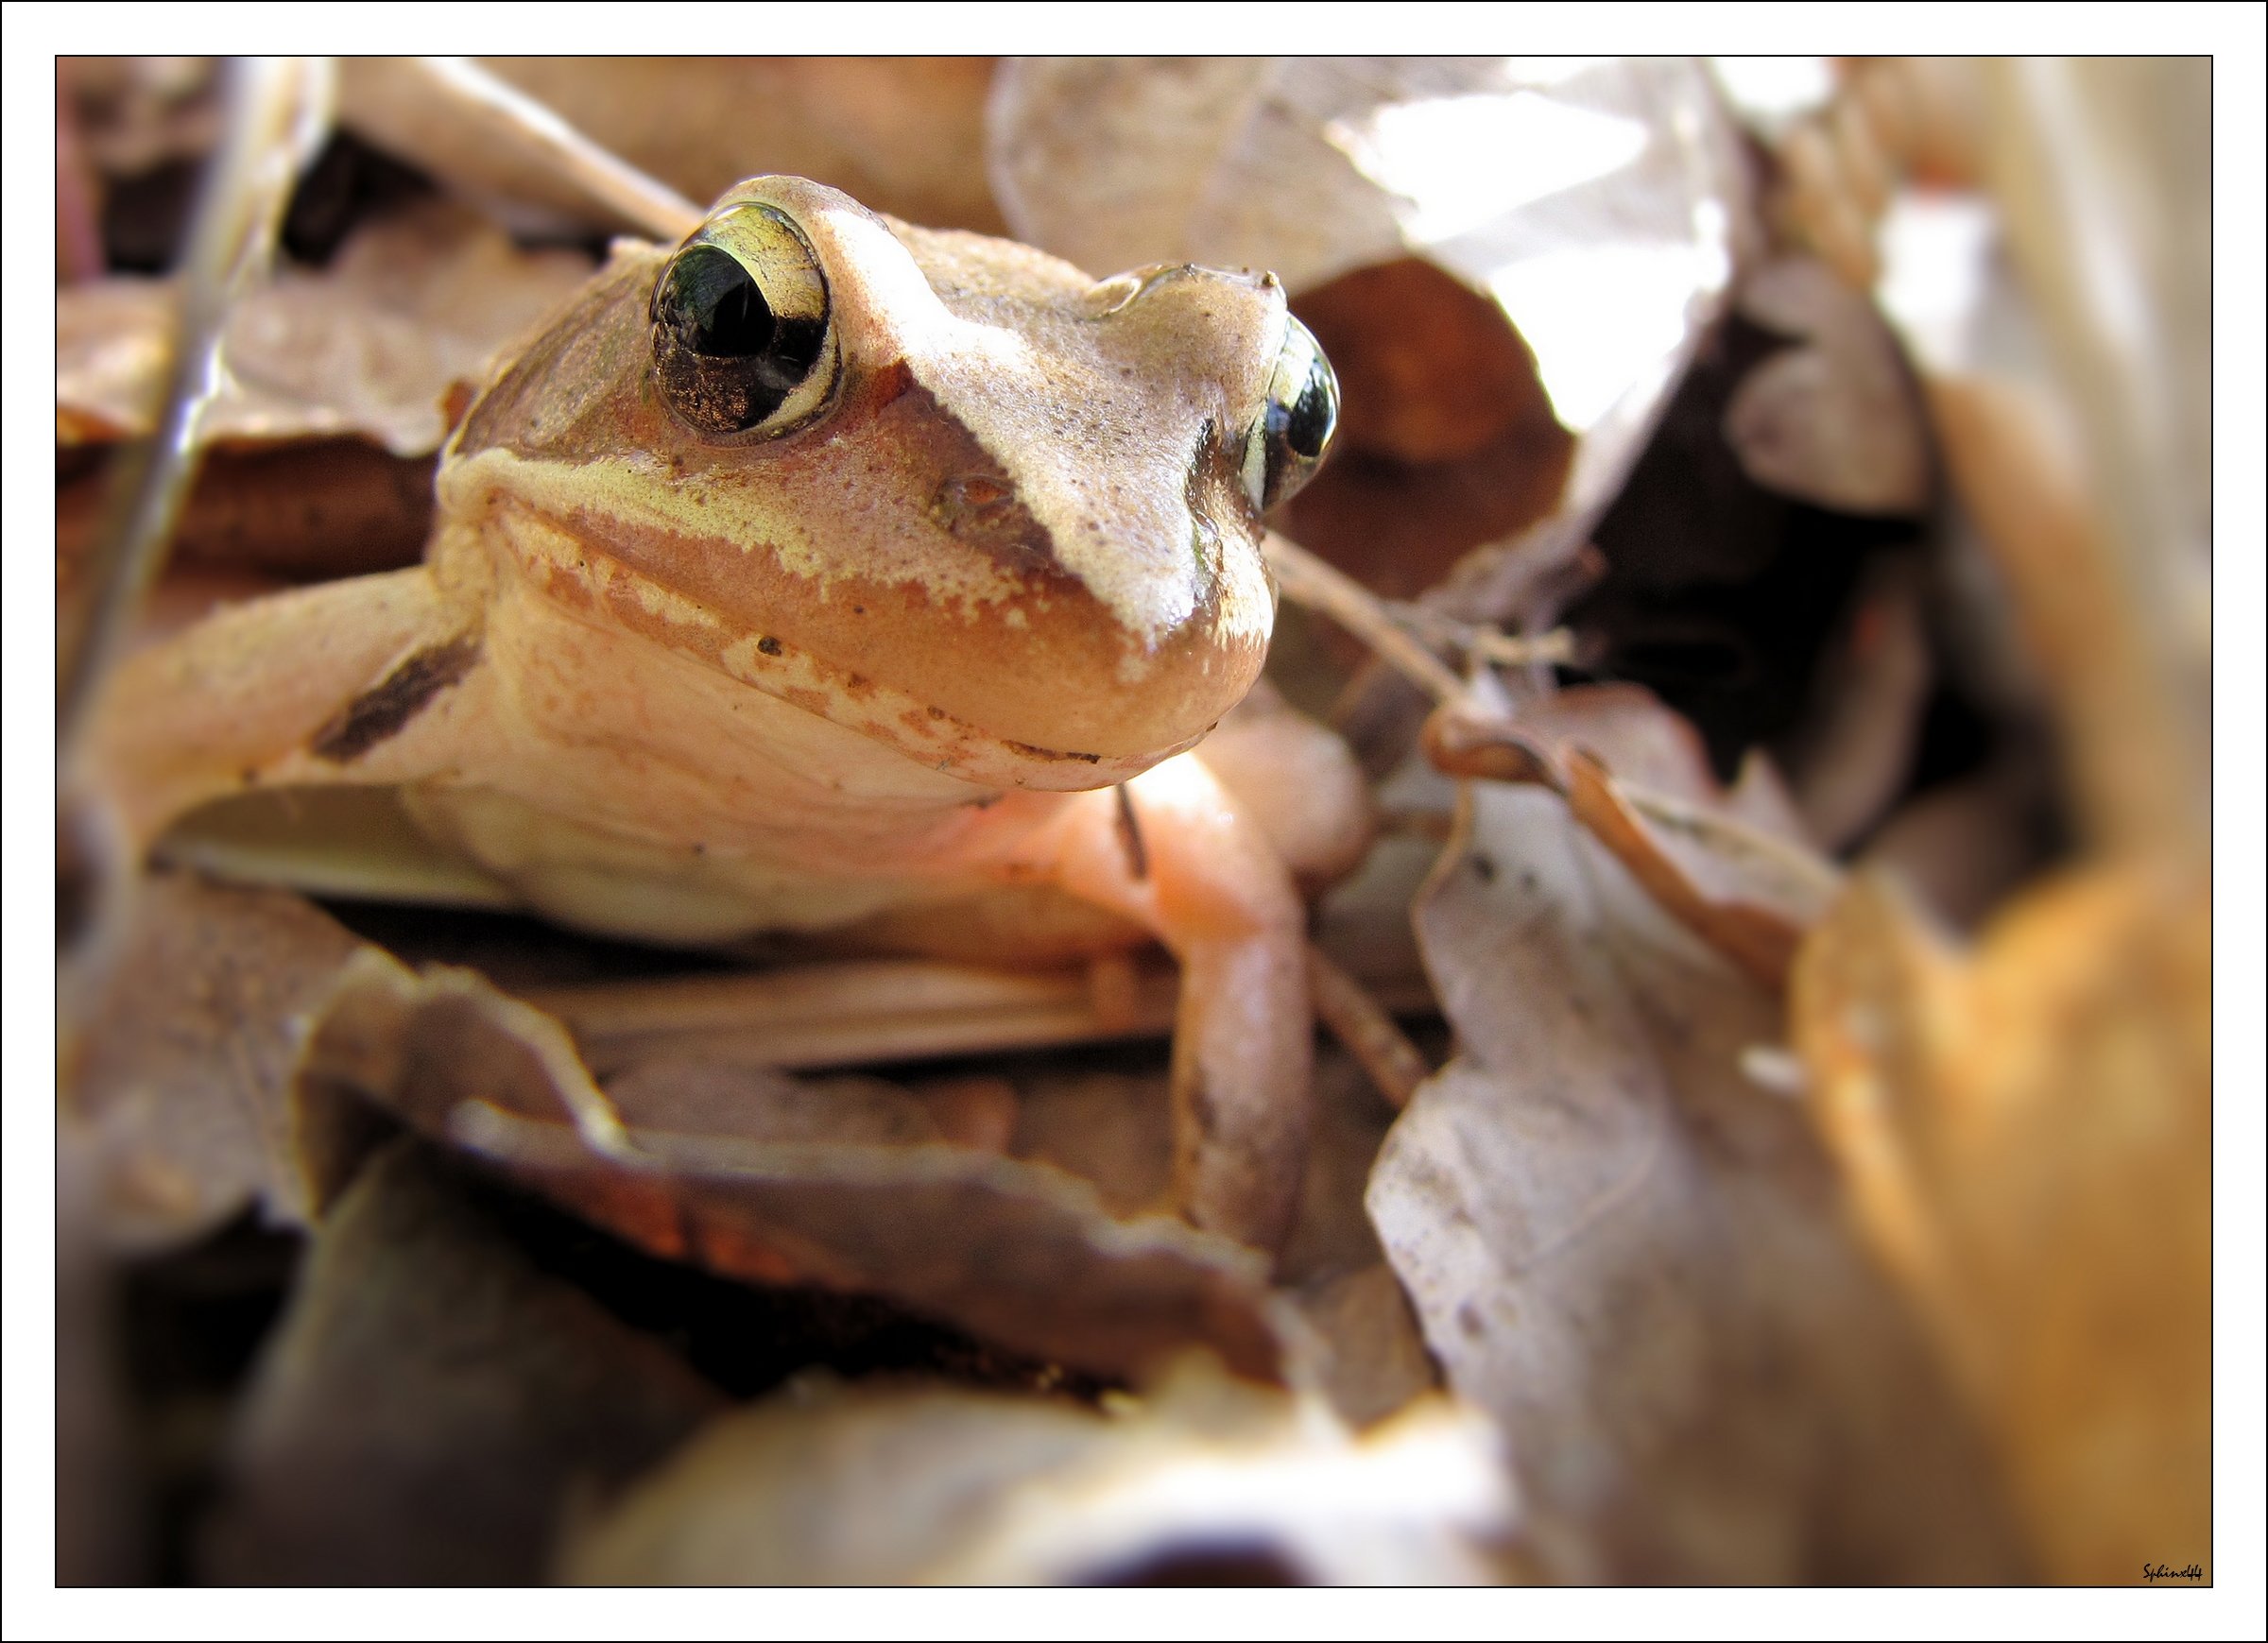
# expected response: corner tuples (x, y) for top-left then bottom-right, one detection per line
(1726, 255), (1933, 515)
(299, 951), (1290, 1382)
(1368, 782), (2023, 1582)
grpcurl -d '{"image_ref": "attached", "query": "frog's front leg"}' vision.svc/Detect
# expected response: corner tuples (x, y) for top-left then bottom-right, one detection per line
(73, 568), (488, 853)
(992, 754), (1313, 1255)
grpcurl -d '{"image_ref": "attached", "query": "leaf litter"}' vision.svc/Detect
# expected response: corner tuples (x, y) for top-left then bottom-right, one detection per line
(49, 55), (2223, 1592)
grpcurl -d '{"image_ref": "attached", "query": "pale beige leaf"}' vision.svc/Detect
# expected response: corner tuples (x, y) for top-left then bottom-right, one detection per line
(562, 1357), (1509, 1584)
(335, 57), (699, 243)
(1367, 782), (2023, 1581)
(56, 199), (593, 456)
(481, 58), (1005, 233)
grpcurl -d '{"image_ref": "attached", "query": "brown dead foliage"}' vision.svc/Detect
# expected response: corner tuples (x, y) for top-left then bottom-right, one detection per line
(299, 950), (1290, 1384)
(46, 55), (2225, 1596)
(1791, 863), (2211, 1583)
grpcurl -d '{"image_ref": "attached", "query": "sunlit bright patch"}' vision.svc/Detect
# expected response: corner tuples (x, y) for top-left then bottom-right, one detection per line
(1488, 240), (1724, 430)
(1327, 92), (1650, 246)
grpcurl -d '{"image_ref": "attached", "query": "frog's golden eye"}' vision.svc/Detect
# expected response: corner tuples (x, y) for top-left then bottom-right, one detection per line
(649, 204), (838, 436)
(1241, 315), (1339, 512)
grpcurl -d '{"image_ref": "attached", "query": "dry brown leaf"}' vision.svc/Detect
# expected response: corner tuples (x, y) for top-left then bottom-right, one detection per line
(1003, 1066), (1174, 1223)
(1280, 1262), (1439, 1432)
(607, 1058), (954, 1151)
(58, 440), (436, 590)
(298, 950), (1290, 1382)
(1727, 254), (1933, 515)
(480, 59), (1005, 234)
(984, 1035), (1431, 1428)
(561, 1356), (1508, 1584)
(989, 58), (1407, 293)
(991, 59), (1747, 425)
(1564, 757), (1837, 989)
(199, 1138), (727, 1583)
(56, 198), (593, 457)
(62, 870), (374, 1250)
(1789, 862), (2210, 1583)
(1367, 782), (2024, 1582)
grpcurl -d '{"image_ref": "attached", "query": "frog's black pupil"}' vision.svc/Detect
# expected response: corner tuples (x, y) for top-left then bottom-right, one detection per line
(652, 236), (832, 435)
(1284, 364), (1335, 460)
(666, 245), (777, 358)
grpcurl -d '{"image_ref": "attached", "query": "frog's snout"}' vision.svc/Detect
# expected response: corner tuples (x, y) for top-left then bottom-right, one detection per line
(1090, 263), (1339, 517)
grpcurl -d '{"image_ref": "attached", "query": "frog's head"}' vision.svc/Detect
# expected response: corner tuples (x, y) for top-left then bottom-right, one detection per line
(443, 176), (1337, 790)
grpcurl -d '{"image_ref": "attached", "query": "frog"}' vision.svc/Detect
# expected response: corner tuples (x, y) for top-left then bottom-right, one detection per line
(74, 175), (1366, 1256)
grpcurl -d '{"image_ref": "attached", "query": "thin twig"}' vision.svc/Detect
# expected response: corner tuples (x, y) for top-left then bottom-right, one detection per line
(1398, 608), (1579, 671)
(1263, 532), (1468, 705)
(525, 957), (1181, 1077)
(1306, 943), (1435, 1110)
(56, 58), (330, 754)
(338, 58), (702, 244)
(527, 946), (1442, 1083)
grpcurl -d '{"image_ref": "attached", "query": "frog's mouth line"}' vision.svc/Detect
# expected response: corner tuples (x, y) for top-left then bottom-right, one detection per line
(495, 514), (1209, 794)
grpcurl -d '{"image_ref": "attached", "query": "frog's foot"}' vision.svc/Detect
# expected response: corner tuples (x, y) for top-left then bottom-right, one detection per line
(1017, 752), (1313, 1255)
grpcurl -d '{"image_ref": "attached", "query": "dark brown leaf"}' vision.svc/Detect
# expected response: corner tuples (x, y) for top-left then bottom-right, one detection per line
(198, 1139), (726, 1583)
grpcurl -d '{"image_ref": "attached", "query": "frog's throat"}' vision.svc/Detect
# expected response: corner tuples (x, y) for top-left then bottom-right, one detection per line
(454, 507), (1204, 794)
